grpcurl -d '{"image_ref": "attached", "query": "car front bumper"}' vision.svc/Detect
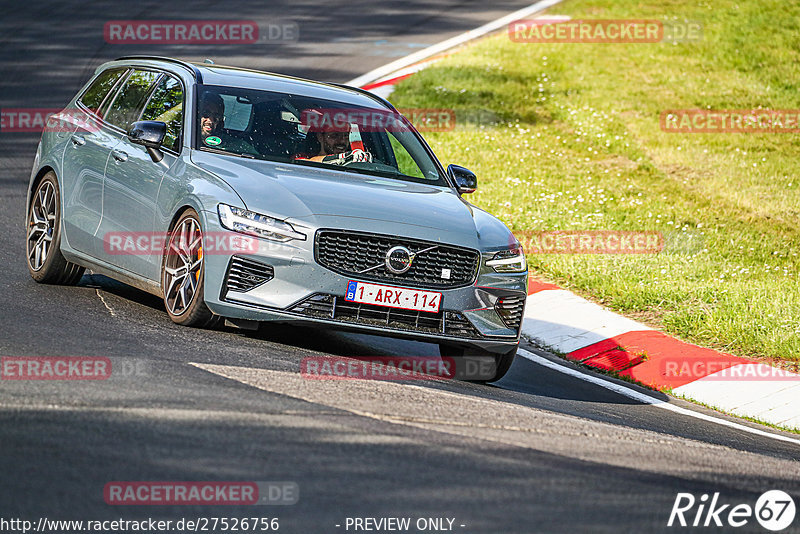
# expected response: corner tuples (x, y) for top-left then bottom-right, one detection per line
(200, 211), (528, 354)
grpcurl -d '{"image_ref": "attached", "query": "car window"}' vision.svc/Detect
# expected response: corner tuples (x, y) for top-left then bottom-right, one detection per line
(141, 75), (183, 151)
(104, 70), (161, 130)
(79, 68), (127, 115)
(220, 95), (252, 131)
(388, 134), (425, 179)
(97, 70), (130, 119)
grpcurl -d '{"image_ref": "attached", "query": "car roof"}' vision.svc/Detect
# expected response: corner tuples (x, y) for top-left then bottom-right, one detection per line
(107, 56), (391, 109)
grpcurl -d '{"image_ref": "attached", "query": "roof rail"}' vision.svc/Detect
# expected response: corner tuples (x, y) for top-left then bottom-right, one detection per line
(113, 57), (392, 109)
(114, 56), (203, 82)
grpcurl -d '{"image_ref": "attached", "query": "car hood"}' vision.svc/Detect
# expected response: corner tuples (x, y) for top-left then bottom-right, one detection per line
(193, 154), (515, 248)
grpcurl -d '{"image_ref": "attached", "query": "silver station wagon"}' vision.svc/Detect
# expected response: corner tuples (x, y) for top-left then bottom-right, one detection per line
(26, 56), (528, 381)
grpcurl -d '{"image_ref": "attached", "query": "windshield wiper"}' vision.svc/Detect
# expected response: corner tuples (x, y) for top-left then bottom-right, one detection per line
(199, 146), (256, 159)
(291, 158), (445, 185)
(293, 159), (404, 179)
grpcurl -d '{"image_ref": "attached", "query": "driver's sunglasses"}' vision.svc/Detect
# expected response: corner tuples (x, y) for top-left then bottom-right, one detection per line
(201, 110), (223, 121)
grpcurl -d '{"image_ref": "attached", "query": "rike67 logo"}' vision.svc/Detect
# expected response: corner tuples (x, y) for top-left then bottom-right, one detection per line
(668, 490), (796, 531)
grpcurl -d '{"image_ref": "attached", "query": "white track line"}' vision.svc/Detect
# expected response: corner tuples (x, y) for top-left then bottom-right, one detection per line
(517, 349), (800, 446)
(345, 0), (564, 88)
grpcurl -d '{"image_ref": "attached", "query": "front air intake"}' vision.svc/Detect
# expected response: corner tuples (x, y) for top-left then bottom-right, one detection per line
(223, 256), (274, 295)
(495, 295), (525, 332)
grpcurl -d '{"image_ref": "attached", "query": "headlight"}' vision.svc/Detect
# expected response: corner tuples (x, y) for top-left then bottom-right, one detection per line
(218, 204), (306, 242)
(486, 246), (527, 273)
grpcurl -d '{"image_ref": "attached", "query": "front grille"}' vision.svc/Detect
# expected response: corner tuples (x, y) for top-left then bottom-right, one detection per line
(315, 230), (480, 289)
(289, 293), (483, 339)
(223, 256), (274, 295)
(495, 295), (525, 332)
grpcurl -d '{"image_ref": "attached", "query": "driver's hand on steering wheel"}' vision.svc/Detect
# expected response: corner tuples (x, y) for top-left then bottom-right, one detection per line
(322, 149), (373, 166)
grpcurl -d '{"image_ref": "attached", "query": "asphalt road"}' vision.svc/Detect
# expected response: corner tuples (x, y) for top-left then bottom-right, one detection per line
(1, 2), (799, 533)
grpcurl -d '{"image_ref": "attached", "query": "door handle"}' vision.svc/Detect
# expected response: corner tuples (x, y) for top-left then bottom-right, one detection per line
(111, 149), (128, 162)
(70, 135), (85, 146)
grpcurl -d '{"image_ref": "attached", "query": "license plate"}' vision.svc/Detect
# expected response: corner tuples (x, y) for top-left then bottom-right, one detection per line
(345, 280), (442, 313)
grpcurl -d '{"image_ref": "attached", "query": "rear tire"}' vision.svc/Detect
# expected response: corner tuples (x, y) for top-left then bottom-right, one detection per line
(161, 209), (219, 328)
(438, 343), (517, 383)
(26, 172), (85, 285)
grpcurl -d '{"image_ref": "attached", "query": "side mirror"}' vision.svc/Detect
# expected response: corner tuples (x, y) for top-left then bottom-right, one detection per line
(447, 164), (477, 194)
(127, 120), (167, 162)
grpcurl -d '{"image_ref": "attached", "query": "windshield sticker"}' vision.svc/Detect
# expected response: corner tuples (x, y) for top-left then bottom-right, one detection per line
(205, 136), (222, 146)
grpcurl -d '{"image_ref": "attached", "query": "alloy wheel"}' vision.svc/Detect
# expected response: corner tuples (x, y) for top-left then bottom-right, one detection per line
(27, 180), (56, 271)
(163, 217), (204, 316)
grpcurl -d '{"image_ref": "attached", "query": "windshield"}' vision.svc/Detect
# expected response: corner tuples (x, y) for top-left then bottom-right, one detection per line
(194, 85), (446, 186)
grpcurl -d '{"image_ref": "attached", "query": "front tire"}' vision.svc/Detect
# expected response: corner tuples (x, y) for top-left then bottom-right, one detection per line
(26, 172), (85, 285)
(161, 209), (218, 327)
(438, 343), (517, 383)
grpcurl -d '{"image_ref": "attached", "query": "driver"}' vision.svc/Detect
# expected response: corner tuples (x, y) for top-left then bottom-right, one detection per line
(296, 111), (372, 165)
(198, 93), (258, 156)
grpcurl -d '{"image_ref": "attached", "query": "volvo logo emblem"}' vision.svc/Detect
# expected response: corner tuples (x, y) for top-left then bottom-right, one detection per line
(385, 246), (415, 274)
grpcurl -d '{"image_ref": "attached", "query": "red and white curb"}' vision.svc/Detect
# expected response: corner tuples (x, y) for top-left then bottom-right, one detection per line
(359, 59), (440, 100)
(349, 2), (800, 434)
(346, 0), (566, 92)
(523, 280), (800, 431)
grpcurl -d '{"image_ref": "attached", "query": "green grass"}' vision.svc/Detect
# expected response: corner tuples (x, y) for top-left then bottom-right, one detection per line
(390, 0), (800, 361)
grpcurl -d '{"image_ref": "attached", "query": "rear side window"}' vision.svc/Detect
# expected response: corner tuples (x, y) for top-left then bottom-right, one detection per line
(79, 68), (126, 114)
(141, 75), (184, 151)
(104, 70), (161, 130)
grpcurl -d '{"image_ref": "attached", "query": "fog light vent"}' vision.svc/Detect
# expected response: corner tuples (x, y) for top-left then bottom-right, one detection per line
(495, 295), (525, 331)
(224, 256), (274, 294)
